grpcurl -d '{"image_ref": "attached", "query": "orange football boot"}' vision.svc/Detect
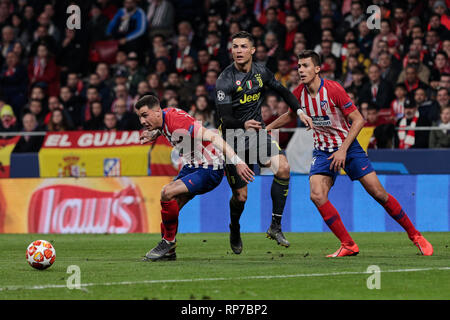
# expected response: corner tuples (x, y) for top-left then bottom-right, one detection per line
(412, 234), (433, 256)
(326, 243), (360, 257)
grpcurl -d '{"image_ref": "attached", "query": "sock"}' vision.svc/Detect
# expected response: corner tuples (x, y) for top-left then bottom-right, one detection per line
(160, 222), (166, 238)
(271, 176), (290, 225)
(160, 200), (179, 242)
(318, 200), (354, 246)
(383, 194), (420, 240)
(230, 197), (245, 226)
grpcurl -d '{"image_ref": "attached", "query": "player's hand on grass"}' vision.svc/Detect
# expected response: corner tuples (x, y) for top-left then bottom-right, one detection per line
(236, 163), (255, 184)
(328, 149), (346, 172)
(244, 119), (262, 130)
(140, 129), (160, 144)
(299, 113), (314, 130)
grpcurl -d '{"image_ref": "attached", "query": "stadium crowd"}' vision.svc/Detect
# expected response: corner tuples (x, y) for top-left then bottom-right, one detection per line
(0, 0), (449, 152)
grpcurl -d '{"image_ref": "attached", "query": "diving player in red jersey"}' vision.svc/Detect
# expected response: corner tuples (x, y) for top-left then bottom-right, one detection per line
(267, 50), (433, 257)
(136, 95), (255, 261)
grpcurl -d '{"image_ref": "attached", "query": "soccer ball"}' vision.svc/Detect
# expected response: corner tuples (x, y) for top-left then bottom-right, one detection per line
(26, 240), (56, 270)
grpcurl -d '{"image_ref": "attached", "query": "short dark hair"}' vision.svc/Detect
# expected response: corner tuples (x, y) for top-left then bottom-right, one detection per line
(297, 50), (321, 66)
(231, 31), (255, 46)
(135, 94), (160, 110)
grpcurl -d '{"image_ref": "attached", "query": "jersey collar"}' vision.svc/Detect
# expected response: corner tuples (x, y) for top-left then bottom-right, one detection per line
(305, 77), (324, 96)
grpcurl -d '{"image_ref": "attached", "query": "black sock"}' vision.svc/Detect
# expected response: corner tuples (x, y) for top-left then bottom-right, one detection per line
(230, 197), (245, 226)
(271, 176), (290, 225)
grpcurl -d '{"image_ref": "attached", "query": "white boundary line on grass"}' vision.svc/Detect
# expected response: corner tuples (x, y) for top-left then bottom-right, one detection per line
(1, 267), (449, 291)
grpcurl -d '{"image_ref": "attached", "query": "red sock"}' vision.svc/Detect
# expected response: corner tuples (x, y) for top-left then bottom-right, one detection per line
(383, 194), (419, 239)
(318, 200), (354, 246)
(160, 200), (179, 242)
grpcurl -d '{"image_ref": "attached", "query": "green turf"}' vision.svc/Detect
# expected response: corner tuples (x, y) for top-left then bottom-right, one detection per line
(0, 232), (449, 300)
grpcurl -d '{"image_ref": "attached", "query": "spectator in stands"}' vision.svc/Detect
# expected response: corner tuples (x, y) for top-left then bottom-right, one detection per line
(264, 31), (282, 61)
(87, 2), (110, 43)
(82, 86), (102, 124)
(126, 51), (146, 96)
(47, 109), (73, 132)
(106, 0), (147, 52)
(398, 51), (431, 85)
(146, 0), (175, 39)
(27, 43), (59, 96)
(0, 25), (15, 60)
(342, 40), (370, 74)
(12, 113), (44, 153)
(401, 64), (429, 94)
(204, 69), (218, 101)
(190, 94), (216, 128)
(102, 112), (118, 131)
(378, 52), (401, 86)
(96, 62), (114, 89)
(115, 98), (140, 130)
(264, 6), (286, 48)
(437, 88), (450, 110)
(254, 44), (277, 73)
(284, 14), (299, 52)
(314, 29), (342, 59)
(66, 72), (84, 98)
(147, 73), (164, 99)
(342, 1), (365, 30)
(440, 73), (450, 89)
(111, 83), (134, 113)
(58, 28), (87, 78)
(431, 51), (450, 80)
(395, 98), (431, 149)
(134, 80), (150, 102)
(390, 83), (408, 121)
(429, 106), (450, 148)
(44, 96), (74, 129)
(360, 64), (394, 110)
(180, 55), (202, 91)
(205, 31), (228, 68)
(0, 51), (28, 115)
(25, 99), (45, 127)
(59, 86), (82, 128)
(172, 34), (197, 73)
(414, 87), (441, 123)
(0, 104), (18, 133)
(371, 19), (399, 61)
(357, 20), (373, 58)
(275, 57), (291, 88)
(83, 101), (104, 131)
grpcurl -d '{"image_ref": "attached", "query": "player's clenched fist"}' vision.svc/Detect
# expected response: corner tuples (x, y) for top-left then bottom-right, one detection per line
(140, 129), (161, 144)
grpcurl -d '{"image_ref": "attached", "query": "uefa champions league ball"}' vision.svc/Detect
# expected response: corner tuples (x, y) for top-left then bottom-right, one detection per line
(26, 240), (56, 270)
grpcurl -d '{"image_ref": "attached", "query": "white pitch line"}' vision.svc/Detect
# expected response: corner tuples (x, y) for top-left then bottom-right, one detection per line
(1, 267), (449, 292)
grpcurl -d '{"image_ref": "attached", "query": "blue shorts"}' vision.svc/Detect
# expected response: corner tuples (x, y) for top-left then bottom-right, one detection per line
(176, 165), (224, 196)
(309, 140), (374, 183)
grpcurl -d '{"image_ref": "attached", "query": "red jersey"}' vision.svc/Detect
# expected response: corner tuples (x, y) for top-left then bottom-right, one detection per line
(293, 78), (357, 152)
(160, 108), (223, 169)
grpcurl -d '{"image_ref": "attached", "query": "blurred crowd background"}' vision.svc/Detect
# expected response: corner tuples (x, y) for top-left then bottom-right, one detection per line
(0, 0), (449, 152)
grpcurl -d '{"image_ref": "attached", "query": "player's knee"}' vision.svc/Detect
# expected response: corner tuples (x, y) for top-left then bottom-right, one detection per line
(310, 190), (326, 207)
(233, 190), (247, 203)
(160, 185), (174, 201)
(372, 188), (388, 204)
(276, 161), (290, 179)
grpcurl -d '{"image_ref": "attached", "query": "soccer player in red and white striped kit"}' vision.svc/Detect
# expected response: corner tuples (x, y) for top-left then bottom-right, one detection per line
(267, 50), (433, 257)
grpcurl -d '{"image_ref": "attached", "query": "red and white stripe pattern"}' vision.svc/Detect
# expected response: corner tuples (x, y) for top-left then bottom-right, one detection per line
(161, 108), (223, 169)
(294, 79), (357, 152)
(390, 99), (405, 120)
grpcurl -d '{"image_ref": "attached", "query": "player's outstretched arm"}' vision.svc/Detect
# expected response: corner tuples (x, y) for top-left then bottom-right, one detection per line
(199, 126), (255, 184)
(266, 109), (297, 131)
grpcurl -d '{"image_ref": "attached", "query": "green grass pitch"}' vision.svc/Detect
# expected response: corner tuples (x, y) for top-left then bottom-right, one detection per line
(0, 232), (449, 300)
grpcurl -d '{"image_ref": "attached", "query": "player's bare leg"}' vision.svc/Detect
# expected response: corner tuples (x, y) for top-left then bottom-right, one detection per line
(143, 180), (190, 262)
(359, 172), (433, 255)
(265, 154), (291, 247)
(229, 185), (247, 254)
(310, 174), (359, 257)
